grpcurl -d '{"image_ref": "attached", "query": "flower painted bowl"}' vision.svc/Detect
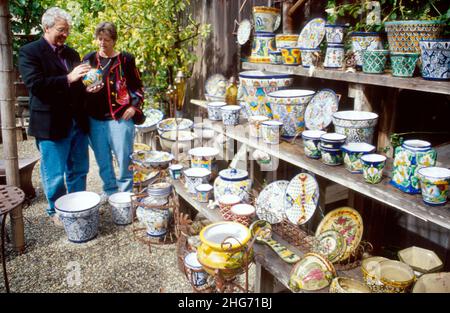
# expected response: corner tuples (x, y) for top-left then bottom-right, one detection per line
(302, 130), (326, 159)
(377, 260), (416, 293)
(417, 166), (450, 206)
(341, 142), (376, 173)
(361, 256), (389, 292)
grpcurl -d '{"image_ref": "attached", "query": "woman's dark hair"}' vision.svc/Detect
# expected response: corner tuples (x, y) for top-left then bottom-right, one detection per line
(94, 21), (117, 42)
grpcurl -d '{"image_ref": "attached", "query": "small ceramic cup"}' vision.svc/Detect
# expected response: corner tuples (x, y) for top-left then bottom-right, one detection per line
(221, 105), (241, 126)
(261, 120), (283, 144)
(302, 130), (326, 159)
(230, 203), (256, 227)
(218, 194), (241, 221)
(249, 115), (270, 138)
(169, 164), (183, 180)
(280, 47), (302, 65)
(361, 154), (387, 184)
(341, 142), (376, 173)
(300, 48), (321, 68)
(207, 101), (226, 121)
(195, 184), (213, 203)
(417, 166), (450, 206)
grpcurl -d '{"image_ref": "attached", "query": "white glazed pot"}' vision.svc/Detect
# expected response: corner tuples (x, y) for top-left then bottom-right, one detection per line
(332, 110), (379, 144)
(324, 43), (345, 68)
(261, 120), (283, 145)
(108, 192), (133, 225)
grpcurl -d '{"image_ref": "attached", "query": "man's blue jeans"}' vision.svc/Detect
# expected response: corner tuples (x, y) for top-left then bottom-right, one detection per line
(88, 117), (135, 195)
(36, 121), (89, 216)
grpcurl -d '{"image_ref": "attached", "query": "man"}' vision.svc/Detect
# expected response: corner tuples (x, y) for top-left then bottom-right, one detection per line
(18, 7), (91, 226)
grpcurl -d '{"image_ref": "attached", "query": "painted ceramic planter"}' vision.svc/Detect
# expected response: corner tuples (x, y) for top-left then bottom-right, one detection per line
(275, 34), (299, 48)
(207, 101), (226, 121)
(362, 49), (389, 74)
(419, 39), (450, 81)
(230, 203), (256, 227)
(391, 52), (419, 77)
(184, 252), (209, 288)
(361, 154), (387, 184)
(280, 47), (302, 65)
(108, 192), (133, 225)
(324, 44), (344, 68)
(169, 164), (183, 180)
(188, 146), (219, 174)
(384, 20), (445, 54)
(197, 221), (253, 280)
(55, 191), (100, 243)
(391, 140), (437, 194)
(250, 32), (276, 64)
(239, 70), (293, 118)
(325, 24), (348, 44)
(320, 132), (346, 150)
(268, 50), (282, 65)
(253, 6), (280, 33)
(267, 89), (315, 137)
(82, 69), (102, 88)
(146, 182), (172, 203)
(195, 183), (213, 203)
(214, 168), (252, 202)
(302, 130), (326, 159)
(300, 48), (321, 68)
(377, 260), (416, 293)
(332, 110), (379, 144)
(159, 130), (196, 153)
(341, 142), (376, 173)
(320, 145), (343, 166)
(136, 205), (170, 238)
(221, 105), (241, 126)
(417, 167), (450, 206)
(350, 32), (383, 67)
(261, 120), (283, 144)
(248, 115), (269, 138)
(183, 167), (211, 194)
(329, 277), (371, 293)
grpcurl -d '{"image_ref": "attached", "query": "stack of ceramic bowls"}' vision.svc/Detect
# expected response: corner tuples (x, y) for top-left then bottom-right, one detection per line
(319, 133), (347, 166)
(323, 24), (347, 69)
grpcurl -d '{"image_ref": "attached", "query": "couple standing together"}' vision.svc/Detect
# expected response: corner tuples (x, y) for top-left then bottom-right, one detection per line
(18, 7), (144, 226)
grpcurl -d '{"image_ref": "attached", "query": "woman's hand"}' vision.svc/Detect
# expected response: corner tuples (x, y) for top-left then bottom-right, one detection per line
(86, 82), (105, 93)
(122, 106), (136, 120)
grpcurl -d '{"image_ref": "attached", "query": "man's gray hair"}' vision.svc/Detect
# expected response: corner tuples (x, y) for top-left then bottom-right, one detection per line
(41, 7), (72, 29)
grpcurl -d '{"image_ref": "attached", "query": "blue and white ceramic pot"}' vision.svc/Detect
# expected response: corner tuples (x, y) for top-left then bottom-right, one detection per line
(108, 192), (133, 225)
(207, 101), (226, 120)
(332, 110), (379, 144)
(300, 48), (321, 68)
(391, 140), (437, 194)
(325, 24), (348, 44)
(319, 144), (343, 166)
(184, 252), (209, 287)
(350, 32), (383, 67)
(213, 168), (252, 202)
(417, 167), (450, 206)
(320, 132), (347, 150)
(169, 164), (183, 180)
(137, 207), (170, 237)
(253, 6), (280, 33)
(324, 43), (345, 68)
(361, 154), (387, 184)
(419, 39), (450, 81)
(302, 130), (326, 159)
(221, 105), (241, 126)
(261, 120), (283, 144)
(341, 142), (376, 173)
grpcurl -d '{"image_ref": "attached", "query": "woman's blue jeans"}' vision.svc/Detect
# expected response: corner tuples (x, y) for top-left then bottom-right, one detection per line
(36, 121), (89, 216)
(88, 117), (135, 196)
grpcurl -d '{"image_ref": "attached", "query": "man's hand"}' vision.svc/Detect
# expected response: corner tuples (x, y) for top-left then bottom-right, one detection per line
(86, 82), (105, 93)
(122, 106), (136, 121)
(67, 64), (91, 84)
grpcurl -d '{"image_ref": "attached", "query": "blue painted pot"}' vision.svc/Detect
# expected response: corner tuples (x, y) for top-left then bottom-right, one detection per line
(419, 39), (450, 81)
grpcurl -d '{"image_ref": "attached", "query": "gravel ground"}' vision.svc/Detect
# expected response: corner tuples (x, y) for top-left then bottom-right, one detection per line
(0, 137), (254, 293)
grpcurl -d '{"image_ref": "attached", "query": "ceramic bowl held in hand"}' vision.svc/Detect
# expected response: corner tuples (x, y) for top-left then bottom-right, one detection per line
(82, 69), (103, 88)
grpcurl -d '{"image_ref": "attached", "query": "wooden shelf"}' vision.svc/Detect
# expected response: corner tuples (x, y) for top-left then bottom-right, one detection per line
(242, 62), (450, 96)
(191, 99), (450, 230)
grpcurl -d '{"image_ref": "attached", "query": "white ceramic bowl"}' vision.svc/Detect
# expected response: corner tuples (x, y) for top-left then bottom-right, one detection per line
(159, 130), (197, 152)
(157, 118), (193, 135)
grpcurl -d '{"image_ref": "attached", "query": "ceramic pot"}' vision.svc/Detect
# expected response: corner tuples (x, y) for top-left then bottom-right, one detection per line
(268, 50), (282, 64)
(341, 142), (376, 173)
(320, 145), (343, 166)
(221, 105), (241, 126)
(188, 147), (220, 174)
(250, 32), (277, 64)
(197, 221), (253, 280)
(377, 260), (416, 293)
(350, 32), (383, 67)
(157, 118), (193, 135)
(362, 49), (389, 74)
(329, 277), (371, 293)
(169, 164), (183, 180)
(159, 130), (196, 153)
(384, 20), (445, 54)
(417, 167), (450, 206)
(108, 192), (133, 225)
(207, 101), (226, 120)
(275, 34), (299, 48)
(391, 52), (419, 77)
(419, 39), (450, 81)
(391, 139), (437, 194)
(267, 89), (315, 137)
(320, 132), (346, 149)
(248, 115), (269, 138)
(332, 110), (379, 144)
(82, 69), (102, 88)
(361, 256), (389, 293)
(218, 194), (242, 221)
(361, 154), (387, 184)
(280, 47), (302, 65)
(136, 205), (170, 238)
(183, 167), (211, 194)
(184, 252), (209, 288)
(230, 203), (256, 227)
(195, 184), (213, 203)
(253, 6), (280, 33)
(302, 130), (326, 159)
(324, 44), (344, 68)
(214, 168), (252, 202)
(261, 120), (283, 145)
(146, 182), (172, 203)
(325, 24), (348, 44)
(55, 191), (100, 243)
(239, 70), (293, 118)
(300, 48), (321, 68)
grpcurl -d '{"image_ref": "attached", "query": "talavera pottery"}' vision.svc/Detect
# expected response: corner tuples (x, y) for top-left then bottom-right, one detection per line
(253, 6), (280, 33)
(183, 167), (211, 194)
(324, 43), (345, 68)
(197, 221), (253, 280)
(361, 256), (389, 292)
(195, 184), (213, 203)
(55, 191), (100, 243)
(230, 203), (255, 227)
(268, 50), (282, 65)
(391, 139), (437, 194)
(304, 89), (339, 131)
(289, 252), (336, 292)
(221, 105), (241, 126)
(361, 153), (387, 184)
(184, 252), (209, 288)
(285, 173), (319, 225)
(390, 52), (419, 77)
(218, 194), (242, 221)
(329, 277), (371, 293)
(302, 130), (326, 159)
(205, 74), (227, 99)
(207, 101), (226, 121)
(214, 168), (252, 202)
(419, 39), (450, 81)
(413, 272), (450, 293)
(332, 110), (379, 144)
(300, 48), (321, 68)
(362, 49), (389, 74)
(82, 68), (102, 88)
(146, 182), (172, 202)
(320, 132), (347, 150)
(320, 145), (343, 166)
(280, 47), (302, 66)
(239, 70), (293, 118)
(255, 180), (289, 224)
(237, 19), (252, 45)
(108, 192), (133, 225)
(159, 130), (197, 153)
(261, 120), (283, 145)
(250, 220), (301, 264)
(350, 32), (383, 67)
(297, 18), (326, 49)
(157, 117), (193, 135)
(188, 146), (220, 174)
(136, 196), (170, 238)
(313, 229), (347, 263)
(267, 89), (316, 137)
(248, 115), (269, 138)
(275, 34), (300, 48)
(169, 164), (183, 180)
(376, 260), (416, 293)
(250, 32), (276, 64)
(398, 246), (443, 274)
(417, 167), (450, 206)
(133, 169), (159, 189)
(315, 207), (363, 262)
(130, 150), (174, 168)
(325, 24), (348, 44)
(341, 142), (376, 173)
(135, 108), (164, 133)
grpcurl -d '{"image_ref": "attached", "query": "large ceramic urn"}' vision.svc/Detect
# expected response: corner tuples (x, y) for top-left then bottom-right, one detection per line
(213, 168), (252, 202)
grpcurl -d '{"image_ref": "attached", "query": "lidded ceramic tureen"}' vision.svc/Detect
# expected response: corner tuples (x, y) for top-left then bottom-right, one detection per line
(213, 168), (252, 202)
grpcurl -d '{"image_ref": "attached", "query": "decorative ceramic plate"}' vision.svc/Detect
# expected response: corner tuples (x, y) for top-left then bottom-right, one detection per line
(297, 18), (326, 49)
(135, 109), (164, 132)
(285, 173), (319, 225)
(256, 180), (290, 224)
(315, 207), (363, 262)
(237, 19), (252, 45)
(205, 74), (227, 98)
(304, 88), (339, 130)
(313, 229), (347, 263)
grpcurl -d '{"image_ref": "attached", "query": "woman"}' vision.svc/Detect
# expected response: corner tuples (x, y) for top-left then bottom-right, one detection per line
(83, 21), (144, 196)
